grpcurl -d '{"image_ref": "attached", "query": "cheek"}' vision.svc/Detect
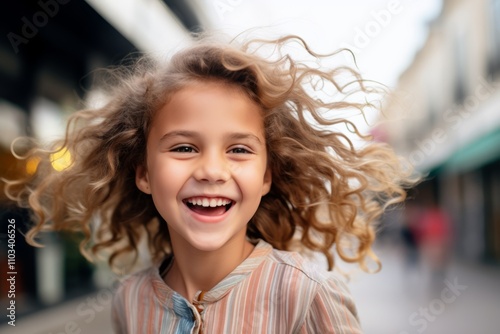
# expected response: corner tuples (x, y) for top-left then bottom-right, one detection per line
(149, 161), (186, 194)
(230, 162), (267, 191)
(229, 161), (257, 178)
(228, 160), (243, 175)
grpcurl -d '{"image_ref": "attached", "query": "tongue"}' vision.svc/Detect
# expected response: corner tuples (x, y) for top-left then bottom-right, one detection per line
(190, 205), (227, 216)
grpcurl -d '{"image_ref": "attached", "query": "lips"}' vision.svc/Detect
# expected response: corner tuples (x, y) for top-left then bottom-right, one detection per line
(182, 196), (234, 216)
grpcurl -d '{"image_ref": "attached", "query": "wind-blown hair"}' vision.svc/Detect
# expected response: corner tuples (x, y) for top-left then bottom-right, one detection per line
(4, 35), (416, 273)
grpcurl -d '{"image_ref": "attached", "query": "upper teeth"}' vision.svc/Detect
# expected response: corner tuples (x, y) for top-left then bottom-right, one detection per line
(186, 197), (232, 207)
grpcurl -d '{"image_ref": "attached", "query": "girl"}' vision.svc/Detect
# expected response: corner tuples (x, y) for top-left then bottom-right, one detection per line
(4, 35), (415, 333)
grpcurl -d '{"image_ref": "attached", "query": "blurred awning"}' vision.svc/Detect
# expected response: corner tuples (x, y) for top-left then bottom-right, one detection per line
(85, 0), (192, 52)
(417, 89), (500, 174)
(442, 128), (500, 174)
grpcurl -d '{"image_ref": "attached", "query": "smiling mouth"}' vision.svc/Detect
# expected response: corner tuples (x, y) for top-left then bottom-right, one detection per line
(183, 197), (234, 216)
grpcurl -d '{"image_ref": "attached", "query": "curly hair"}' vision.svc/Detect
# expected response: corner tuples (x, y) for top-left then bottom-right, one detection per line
(3, 35), (416, 273)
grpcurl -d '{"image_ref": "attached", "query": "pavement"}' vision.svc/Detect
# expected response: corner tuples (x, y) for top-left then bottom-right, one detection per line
(347, 241), (500, 334)
(1, 241), (499, 334)
(0, 291), (113, 334)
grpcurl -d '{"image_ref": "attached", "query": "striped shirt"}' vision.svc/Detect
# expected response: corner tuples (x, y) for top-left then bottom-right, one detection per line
(111, 239), (362, 333)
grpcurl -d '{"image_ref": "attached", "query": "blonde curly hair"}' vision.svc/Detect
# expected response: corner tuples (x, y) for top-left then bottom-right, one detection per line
(3, 35), (416, 273)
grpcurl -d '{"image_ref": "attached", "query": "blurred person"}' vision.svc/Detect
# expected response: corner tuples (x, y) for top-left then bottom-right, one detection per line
(401, 201), (422, 270)
(417, 201), (452, 293)
(3, 35), (417, 333)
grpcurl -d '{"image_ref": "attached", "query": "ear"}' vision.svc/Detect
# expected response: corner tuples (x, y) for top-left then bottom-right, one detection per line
(261, 167), (272, 196)
(135, 165), (151, 194)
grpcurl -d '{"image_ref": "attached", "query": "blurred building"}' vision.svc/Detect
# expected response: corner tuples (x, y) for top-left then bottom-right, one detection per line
(379, 0), (500, 264)
(0, 0), (199, 323)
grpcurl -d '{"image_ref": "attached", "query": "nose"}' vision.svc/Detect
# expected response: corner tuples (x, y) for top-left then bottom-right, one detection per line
(193, 150), (230, 184)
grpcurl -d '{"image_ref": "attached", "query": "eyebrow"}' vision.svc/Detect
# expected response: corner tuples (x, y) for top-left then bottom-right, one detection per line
(159, 130), (263, 145)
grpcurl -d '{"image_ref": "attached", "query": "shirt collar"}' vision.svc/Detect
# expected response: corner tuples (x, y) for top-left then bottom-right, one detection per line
(150, 239), (272, 307)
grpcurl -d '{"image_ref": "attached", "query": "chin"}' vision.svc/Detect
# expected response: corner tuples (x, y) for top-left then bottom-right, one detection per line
(187, 234), (235, 252)
(186, 235), (227, 252)
(191, 241), (227, 252)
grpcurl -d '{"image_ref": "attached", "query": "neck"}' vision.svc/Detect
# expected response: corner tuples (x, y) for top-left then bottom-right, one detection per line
(164, 234), (254, 301)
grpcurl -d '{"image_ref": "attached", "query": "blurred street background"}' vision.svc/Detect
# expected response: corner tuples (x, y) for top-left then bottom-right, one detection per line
(1, 0), (499, 333)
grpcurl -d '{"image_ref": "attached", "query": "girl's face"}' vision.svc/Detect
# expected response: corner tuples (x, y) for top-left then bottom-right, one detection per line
(136, 82), (272, 253)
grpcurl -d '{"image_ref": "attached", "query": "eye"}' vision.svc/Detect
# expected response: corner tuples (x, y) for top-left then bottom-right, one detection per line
(229, 147), (252, 154)
(171, 146), (196, 153)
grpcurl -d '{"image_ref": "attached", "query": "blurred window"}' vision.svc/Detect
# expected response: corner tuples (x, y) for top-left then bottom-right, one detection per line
(30, 97), (65, 143)
(0, 100), (27, 149)
(426, 87), (438, 129)
(453, 30), (467, 103)
(489, 0), (500, 76)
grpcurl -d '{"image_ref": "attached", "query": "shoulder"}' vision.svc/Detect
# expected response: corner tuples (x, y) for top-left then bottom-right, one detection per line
(260, 246), (361, 333)
(113, 267), (156, 298)
(264, 246), (336, 286)
(268, 249), (356, 304)
(111, 267), (166, 333)
(112, 266), (161, 315)
(111, 268), (154, 333)
(112, 268), (154, 314)
(301, 275), (362, 333)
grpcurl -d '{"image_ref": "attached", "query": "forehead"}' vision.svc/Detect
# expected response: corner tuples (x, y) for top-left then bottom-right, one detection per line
(149, 82), (265, 140)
